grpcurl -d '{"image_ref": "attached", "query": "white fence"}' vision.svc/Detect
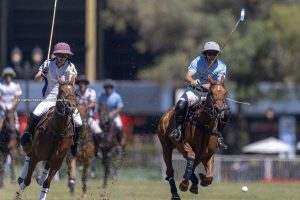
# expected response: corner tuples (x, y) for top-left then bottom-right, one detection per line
(161, 154), (300, 182)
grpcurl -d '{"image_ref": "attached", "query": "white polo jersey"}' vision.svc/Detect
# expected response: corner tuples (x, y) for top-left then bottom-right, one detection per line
(0, 80), (22, 110)
(76, 87), (97, 117)
(39, 59), (77, 98)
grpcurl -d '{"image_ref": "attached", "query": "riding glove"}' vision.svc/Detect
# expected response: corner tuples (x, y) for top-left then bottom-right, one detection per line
(41, 60), (50, 77)
(191, 79), (200, 87)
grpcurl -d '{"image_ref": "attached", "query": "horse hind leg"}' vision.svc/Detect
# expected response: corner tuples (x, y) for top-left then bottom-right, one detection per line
(37, 162), (50, 186)
(0, 151), (5, 188)
(166, 177), (181, 200)
(67, 157), (76, 196)
(9, 145), (17, 183)
(189, 173), (199, 194)
(161, 144), (181, 199)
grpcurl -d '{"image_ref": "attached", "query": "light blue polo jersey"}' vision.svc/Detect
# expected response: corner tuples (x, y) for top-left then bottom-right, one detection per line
(98, 91), (124, 112)
(188, 55), (226, 84)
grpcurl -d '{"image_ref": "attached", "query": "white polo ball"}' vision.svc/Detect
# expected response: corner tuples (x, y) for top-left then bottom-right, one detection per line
(242, 186), (248, 192)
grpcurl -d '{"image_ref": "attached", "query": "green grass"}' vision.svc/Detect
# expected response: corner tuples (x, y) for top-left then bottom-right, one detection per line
(1, 175), (300, 200)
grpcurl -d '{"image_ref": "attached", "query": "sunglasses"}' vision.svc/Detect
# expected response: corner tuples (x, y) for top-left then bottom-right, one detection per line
(205, 51), (219, 56)
(56, 54), (68, 58)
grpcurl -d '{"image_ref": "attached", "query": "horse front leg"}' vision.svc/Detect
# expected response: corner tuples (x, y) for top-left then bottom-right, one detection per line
(18, 155), (38, 190)
(67, 156), (76, 196)
(101, 148), (111, 188)
(200, 155), (215, 187)
(188, 156), (202, 195)
(37, 162), (50, 186)
(179, 143), (195, 192)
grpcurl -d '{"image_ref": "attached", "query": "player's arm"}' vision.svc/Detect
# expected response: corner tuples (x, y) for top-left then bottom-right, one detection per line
(34, 71), (44, 82)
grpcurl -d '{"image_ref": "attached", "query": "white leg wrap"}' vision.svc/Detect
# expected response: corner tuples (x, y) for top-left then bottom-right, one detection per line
(38, 169), (49, 186)
(20, 156), (30, 179)
(39, 188), (49, 200)
(19, 181), (27, 190)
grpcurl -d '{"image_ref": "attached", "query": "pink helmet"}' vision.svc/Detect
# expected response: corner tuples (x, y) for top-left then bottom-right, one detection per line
(53, 42), (73, 55)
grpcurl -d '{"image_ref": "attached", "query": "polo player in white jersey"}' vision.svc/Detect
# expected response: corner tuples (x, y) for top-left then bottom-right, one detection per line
(19, 42), (83, 180)
(75, 74), (103, 157)
(0, 67), (22, 131)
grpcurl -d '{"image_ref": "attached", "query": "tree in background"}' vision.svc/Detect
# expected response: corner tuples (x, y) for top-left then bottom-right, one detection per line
(102, 0), (300, 153)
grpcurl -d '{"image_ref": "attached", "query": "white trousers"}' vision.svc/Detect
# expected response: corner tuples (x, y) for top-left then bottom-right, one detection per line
(33, 97), (82, 127)
(87, 117), (102, 134)
(179, 87), (207, 106)
(113, 115), (123, 129)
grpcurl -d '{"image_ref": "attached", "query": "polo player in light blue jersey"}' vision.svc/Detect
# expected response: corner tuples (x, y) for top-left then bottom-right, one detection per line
(98, 79), (124, 145)
(170, 41), (231, 149)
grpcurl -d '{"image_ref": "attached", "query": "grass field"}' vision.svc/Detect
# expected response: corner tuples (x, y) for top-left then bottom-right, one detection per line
(1, 170), (300, 200)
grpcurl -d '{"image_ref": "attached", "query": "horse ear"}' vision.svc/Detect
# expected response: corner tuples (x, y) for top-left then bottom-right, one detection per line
(208, 75), (213, 83)
(70, 76), (75, 85)
(221, 76), (225, 84)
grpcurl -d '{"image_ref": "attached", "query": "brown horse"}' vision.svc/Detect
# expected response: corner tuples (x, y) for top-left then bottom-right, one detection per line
(98, 102), (122, 188)
(0, 108), (19, 187)
(157, 76), (227, 200)
(66, 103), (94, 197)
(17, 79), (76, 199)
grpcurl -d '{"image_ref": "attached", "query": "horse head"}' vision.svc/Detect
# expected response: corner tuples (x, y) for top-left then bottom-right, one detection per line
(56, 76), (77, 116)
(206, 75), (227, 118)
(99, 103), (117, 146)
(99, 103), (111, 132)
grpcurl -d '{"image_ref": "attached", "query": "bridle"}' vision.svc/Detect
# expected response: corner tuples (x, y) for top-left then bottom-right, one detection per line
(204, 82), (226, 119)
(56, 86), (76, 116)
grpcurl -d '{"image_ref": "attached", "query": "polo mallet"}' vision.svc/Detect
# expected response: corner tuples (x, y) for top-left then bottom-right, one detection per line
(47, 0), (58, 61)
(199, 8), (245, 81)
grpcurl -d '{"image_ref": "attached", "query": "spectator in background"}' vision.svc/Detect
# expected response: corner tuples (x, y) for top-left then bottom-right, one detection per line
(0, 67), (22, 131)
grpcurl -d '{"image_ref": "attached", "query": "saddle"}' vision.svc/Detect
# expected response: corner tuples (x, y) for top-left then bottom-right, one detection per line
(181, 100), (212, 139)
(35, 107), (74, 138)
(35, 107), (56, 132)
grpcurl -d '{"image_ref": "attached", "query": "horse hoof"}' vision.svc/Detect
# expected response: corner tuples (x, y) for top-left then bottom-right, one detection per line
(179, 180), (189, 192)
(102, 184), (107, 189)
(189, 184), (198, 194)
(17, 177), (23, 185)
(81, 193), (87, 198)
(18, 178), (27, 190)
(171, 193), (181, 200)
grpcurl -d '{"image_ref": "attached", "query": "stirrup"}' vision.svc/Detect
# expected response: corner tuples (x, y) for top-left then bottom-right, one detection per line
(170, 129), (182, 142)
(217, 137), (228, 150)
(20, 132), (32, 146)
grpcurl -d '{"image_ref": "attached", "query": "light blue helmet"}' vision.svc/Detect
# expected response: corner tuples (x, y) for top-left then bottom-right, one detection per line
(202, 41), (222, 54)
(2, 67), (16, 78)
